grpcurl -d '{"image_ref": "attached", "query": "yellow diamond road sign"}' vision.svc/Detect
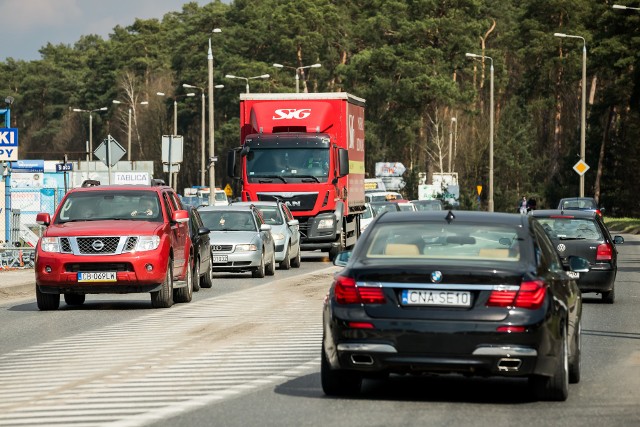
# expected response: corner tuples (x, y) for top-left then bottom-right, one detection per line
(573, 160), (590, 176)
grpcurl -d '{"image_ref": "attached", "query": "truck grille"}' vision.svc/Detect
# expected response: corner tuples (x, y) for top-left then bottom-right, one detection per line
(257, 192), (318, 211)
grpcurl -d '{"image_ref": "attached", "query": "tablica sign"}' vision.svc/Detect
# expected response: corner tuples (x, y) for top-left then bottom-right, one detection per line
(114, 172), (150, 185)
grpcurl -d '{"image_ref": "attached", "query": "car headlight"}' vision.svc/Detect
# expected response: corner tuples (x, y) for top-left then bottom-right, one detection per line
(41, 237), (60, 252)
(272, 233), (285, 241)
(235, 244), (258, 252)
(135, 236), (161, 252)
(317, 218), (335, 229)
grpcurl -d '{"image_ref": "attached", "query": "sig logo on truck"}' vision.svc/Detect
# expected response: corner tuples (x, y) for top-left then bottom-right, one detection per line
(227, 93), (366, 260)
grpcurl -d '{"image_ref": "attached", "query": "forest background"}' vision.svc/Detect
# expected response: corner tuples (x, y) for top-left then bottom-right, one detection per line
(1, 0), (639, 216)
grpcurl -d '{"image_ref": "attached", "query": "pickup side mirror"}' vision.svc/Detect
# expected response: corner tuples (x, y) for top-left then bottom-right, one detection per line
(36, 212), (51, 226)
(173, 210), (190, 223)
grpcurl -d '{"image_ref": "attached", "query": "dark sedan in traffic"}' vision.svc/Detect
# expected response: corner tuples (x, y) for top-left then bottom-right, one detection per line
(322, 210), (588, 401)
(531, 209), (624, 303)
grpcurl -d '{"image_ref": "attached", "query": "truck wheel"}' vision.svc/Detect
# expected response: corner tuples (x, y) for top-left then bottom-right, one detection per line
(151, 261), (174, 308)
(192, 257), (201, 292)
(64, 293), (85, 306)
(174, 256), (193, 303)
(279, 245), (291, 270)
(291, 246), (301, 268)
(36, 286), (60, 311)
(252, 253), (266, 278)
(329, 234), (345, 261)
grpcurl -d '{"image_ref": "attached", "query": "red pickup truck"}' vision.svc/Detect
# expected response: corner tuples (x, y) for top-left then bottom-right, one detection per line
(34, 180), (193, 310)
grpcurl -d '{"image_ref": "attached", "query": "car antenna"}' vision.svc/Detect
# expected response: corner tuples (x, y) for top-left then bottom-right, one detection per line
(445, 210), (455, 224)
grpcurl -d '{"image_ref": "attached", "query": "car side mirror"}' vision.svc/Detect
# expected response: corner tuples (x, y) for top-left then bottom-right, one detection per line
(568, 255), (590, 273)
(614, 235), (624, 245)
(333, 251), (351, 267)
(260, 224), (272, 231)
(288, 219), (299, 227)
(198, 227), (210, 236)
(36, 212), (51, 226)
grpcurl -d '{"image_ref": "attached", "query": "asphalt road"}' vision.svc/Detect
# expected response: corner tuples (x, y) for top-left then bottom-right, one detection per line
(0, 243), (639, 427)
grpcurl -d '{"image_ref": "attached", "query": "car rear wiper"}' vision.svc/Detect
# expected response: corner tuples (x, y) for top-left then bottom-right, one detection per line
(558, 236), (586, 240)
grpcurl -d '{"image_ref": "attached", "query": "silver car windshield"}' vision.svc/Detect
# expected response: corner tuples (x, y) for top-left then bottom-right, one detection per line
(200, 211), (257, 232)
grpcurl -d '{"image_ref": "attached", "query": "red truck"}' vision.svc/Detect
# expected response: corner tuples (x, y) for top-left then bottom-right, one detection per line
(227, 92), (365, 260)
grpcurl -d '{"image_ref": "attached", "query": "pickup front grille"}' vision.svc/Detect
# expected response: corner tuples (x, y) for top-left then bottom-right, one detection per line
(58, 236), (143, 255)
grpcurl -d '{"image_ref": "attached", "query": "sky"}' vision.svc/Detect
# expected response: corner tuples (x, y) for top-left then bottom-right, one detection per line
(0, 0), (211, 62)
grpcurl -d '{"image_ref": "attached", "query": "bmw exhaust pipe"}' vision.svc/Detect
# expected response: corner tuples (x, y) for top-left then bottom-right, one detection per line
(497, 358), (522, 372)
(351, 354), (374, 365)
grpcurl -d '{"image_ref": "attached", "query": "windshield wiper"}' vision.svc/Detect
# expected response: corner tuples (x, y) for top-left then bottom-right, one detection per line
(294, 174), (320, 182)
(257, 175), (287, 183)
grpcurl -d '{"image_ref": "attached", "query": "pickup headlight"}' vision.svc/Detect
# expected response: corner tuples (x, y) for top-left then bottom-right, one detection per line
(40, 237), (60, 252)
(317, 218), (335, 229)
(272, 233), (285, 241)
(235, 244), (258, 252)
(135, 236), (161, 252)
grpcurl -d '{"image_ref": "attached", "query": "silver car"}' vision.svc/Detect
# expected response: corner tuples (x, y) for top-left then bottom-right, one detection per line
(232, 201), (301, 269)
(197, 205), (276, 278)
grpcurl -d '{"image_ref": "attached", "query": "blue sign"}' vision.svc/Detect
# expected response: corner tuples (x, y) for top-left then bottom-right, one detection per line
(0, 128), (18, 161)
(56, 163), (73, 172)
(11, 159), (44, 173)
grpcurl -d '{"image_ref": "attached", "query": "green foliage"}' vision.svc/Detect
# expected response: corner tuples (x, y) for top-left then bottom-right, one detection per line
(0, 0), (639, 216)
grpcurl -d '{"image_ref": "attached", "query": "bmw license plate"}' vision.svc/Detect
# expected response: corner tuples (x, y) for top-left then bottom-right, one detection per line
(567, 271), (580, 279)
(77, 272), (117, 283)
(211, 255), (228, 263)
(401, 289), (471, 307)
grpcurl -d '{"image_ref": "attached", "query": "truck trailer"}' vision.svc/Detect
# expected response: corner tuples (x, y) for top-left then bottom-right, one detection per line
(227, 92), (365, 260)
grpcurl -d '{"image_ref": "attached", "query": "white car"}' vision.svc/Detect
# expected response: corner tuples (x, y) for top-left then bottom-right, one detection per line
(232, 201), (301, 269)
(360, 203), (375, 233)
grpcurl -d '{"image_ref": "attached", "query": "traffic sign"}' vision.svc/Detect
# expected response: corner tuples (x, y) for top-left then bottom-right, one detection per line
(56, 163), (73, 172)
(94, 135), (126, 167)
(477, 185), (482, 195)
(573, 159), (590, 176)
(224, 184), (233, 197)
(0, 128), (19, 161)
(375, 162), (406, 177)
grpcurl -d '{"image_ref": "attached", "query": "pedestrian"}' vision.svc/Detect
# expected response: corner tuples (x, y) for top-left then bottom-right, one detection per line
(519, 196), (528, 214)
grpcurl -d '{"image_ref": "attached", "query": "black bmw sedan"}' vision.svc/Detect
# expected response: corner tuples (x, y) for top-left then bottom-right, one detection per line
(531, 209), (624, 303)
(322, 210), (588, 401)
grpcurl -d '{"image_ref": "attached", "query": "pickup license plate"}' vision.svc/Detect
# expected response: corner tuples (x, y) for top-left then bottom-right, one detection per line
(211, 255), (228, 263)
(77, 272), (117, 283)
(401, 289), (471, 307)
(567, 271), (580, 279)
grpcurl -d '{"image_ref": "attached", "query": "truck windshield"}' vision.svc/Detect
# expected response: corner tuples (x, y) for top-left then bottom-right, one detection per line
(246, 148), (329, 183)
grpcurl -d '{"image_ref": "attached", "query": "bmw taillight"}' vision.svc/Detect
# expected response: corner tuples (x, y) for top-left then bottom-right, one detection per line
(596, 243), (613, 261)
(334, 276), (386, 305)
(487, 280), (546, 310)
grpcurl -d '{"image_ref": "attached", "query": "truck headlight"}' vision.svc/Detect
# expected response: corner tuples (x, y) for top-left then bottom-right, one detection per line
(272, 233), (285, 241)
(135, 236), (161, 252)
(317, 218), (335, 229)
(235, 244), (258, 252)
(41, 237), (60, 252)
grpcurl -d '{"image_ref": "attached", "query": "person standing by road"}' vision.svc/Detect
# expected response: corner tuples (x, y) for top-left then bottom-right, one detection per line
(519, 196), (528, 214)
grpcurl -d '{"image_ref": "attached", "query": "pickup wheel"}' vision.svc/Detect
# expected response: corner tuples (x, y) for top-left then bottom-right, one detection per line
(36, 286), (60, 311)
(151, 261), (174, 308)
(174, 256), (193, 303)
(252, 253), (266, 278)
(64, 293), (85, 306)
(279, 245), (291, 270)
(192, 257), (201, 292)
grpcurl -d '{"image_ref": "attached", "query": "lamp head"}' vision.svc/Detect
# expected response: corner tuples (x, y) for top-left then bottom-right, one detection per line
(273, 63), (283, 68)
(554, 32), (567, 37)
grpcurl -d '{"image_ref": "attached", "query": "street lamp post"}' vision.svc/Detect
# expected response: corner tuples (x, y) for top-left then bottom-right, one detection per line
(273, 63), (321, 93)
(209, 28), (221, 203)
(72, 106), (108, 163)
(554, 32), (587, 198)
(112, 100), (149, 161)
(156, 92), (195, 189)
(225, 74), (270, 94)
(183, 83), (224, 187)
(466, 52), (494, 212)
(448, 117), (456, 173)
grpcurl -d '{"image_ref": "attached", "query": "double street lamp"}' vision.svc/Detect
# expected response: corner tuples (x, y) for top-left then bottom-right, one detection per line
(183, 83), (224, 187)
(111, 100), (149, 161)
(273, 63), (322, 93)
(465, 52), (494, 212)
(554, 32), (587, 198)
(224, 74), (270, 93)
(72, 106), (108, 162)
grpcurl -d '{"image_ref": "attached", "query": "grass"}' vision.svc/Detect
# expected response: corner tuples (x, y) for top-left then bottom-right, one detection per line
(604, 217), (640, 235)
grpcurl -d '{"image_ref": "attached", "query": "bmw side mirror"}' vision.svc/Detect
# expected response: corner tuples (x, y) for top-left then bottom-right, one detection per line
(333, 251), (351, 267)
